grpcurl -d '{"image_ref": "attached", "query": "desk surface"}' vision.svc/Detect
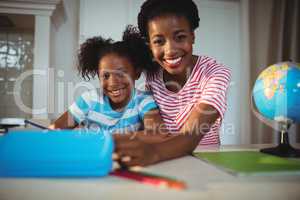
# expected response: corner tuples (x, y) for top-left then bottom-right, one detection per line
(1, 144), (300, 200)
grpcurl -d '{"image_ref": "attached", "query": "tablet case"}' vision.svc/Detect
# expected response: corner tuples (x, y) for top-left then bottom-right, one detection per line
(0, 129), (114, 177)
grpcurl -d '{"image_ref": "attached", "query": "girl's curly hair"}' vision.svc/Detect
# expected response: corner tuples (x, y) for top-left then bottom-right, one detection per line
(78, 25), (157, 81)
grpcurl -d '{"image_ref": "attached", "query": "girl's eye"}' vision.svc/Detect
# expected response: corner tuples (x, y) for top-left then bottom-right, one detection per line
(152, 38), (164, 46)
(115, 71), (125, 78)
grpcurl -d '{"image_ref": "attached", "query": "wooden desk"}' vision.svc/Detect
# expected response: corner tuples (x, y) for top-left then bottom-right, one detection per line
(1, 145), (300, 200)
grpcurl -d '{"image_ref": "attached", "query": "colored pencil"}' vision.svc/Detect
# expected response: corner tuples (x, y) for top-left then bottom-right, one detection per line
(110, 170), (186, 190)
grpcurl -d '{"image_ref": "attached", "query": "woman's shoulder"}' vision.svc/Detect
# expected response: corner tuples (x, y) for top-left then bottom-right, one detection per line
(145, 69), (160, 81)
(194, 55), (231, 78)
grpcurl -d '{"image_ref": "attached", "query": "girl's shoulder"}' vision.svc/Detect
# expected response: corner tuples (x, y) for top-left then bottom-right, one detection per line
(130, 89), (157, 111)
(135, 89), (154, 99)
(79, 88), (104, 105)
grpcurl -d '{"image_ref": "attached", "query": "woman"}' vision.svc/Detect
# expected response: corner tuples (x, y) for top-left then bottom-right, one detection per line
(114, 0), (231, 167)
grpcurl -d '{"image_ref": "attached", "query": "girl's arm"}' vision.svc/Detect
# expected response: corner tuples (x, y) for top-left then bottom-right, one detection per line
(48, 111), (78, 129)
(114, 104), (218, 166)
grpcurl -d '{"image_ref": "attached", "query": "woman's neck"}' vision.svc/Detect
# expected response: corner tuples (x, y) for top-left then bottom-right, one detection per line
(163, 56), (197, 93)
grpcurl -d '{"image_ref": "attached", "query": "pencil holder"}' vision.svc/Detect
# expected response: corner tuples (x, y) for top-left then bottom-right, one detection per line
(0, 129), (114, 177)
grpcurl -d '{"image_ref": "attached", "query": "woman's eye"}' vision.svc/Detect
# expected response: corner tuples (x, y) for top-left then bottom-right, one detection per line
(176, 34), (187, 41)
(103, 72), (110, 80)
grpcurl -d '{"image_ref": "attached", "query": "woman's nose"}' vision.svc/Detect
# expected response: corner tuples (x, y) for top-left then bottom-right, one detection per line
(164, 40), (177, 57)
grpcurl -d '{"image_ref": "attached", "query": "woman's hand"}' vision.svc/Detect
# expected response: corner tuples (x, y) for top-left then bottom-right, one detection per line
(112, 108), (173, 167)
(113, 133), (162, 167)
(113, 131), (203, 167)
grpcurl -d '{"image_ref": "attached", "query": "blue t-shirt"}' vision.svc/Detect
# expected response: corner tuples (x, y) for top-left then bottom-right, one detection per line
(68, 89), (158, 134)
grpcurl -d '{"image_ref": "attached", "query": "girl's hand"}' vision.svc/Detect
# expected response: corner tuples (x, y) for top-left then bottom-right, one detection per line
(48, 124), (56, 130)
(50, 111), (77, 129)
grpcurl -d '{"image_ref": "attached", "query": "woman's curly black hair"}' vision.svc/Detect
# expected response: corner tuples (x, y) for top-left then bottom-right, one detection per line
(78, 25), (154, 81)
(138, 0), (200, 39)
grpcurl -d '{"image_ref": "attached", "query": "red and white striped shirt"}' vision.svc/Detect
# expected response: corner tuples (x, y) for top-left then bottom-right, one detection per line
(146, 56), (231, 145)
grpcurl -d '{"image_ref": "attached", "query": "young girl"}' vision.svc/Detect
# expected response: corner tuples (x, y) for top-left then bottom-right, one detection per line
(49, 26), (166, 143)
(114, 0), (231, 166)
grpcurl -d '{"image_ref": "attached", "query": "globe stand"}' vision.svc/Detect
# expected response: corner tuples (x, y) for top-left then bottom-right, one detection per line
(260, 122), (300, 157)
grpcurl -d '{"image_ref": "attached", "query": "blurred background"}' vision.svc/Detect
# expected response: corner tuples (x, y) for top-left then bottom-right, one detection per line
(0, 0), (299, 145)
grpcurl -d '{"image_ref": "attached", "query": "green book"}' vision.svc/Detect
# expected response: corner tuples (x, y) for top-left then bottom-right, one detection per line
(193, 151), (300, 176)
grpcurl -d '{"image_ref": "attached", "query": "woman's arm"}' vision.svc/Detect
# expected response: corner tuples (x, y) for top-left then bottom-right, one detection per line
(114, 104), (219, 166)
(154, 103), (219, 161)
(48, 111), (78, 129)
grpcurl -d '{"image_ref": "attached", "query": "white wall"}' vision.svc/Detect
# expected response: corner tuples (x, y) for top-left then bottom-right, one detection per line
(49, 0), (82, 119)
(79, 0), (148, 90)
(194, 0), (245, 144)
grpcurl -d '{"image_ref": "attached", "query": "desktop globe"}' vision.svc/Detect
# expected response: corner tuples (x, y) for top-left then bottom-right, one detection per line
(253, 62), (300, 123)
(252, 61), (300, 157)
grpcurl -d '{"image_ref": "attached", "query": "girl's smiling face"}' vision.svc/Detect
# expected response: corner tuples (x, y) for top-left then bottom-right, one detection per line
(98, 53), (139, 110)
(148, 15), (196, 77)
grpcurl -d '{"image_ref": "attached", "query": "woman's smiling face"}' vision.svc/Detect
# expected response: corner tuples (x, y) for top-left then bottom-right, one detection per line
(98, 53), (139, 110)
(148, 15), (195, 76)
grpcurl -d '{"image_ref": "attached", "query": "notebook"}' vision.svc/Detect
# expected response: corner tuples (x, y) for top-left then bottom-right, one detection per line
(193, 151), (300, 176)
